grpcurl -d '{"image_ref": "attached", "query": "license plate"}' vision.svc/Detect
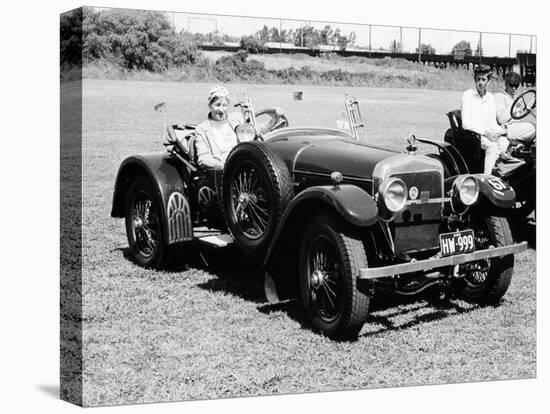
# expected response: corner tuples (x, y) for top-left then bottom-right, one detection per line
(439, 230), (475, 257)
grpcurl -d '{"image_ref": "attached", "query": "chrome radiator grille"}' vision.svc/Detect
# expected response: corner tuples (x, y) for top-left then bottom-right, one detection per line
(391, 170), (443, 255)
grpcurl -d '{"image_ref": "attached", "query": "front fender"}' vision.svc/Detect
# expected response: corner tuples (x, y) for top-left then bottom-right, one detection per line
(445, 174), (515, 210)
(293, 185), (378, 227)
(474, 174), (515, 209)
(417, 137), (470, 176)
(262, 184), (378, 266)
(111, 153), (193, 244)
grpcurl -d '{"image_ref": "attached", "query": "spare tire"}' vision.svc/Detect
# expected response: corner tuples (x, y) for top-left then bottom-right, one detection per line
(222, 141), (294, 255)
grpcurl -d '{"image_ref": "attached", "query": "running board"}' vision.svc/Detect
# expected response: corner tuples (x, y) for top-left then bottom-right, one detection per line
(198, 233), (234, 247)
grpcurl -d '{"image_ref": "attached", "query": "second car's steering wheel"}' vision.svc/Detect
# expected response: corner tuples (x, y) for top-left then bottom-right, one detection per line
(511, 89), (536, 120)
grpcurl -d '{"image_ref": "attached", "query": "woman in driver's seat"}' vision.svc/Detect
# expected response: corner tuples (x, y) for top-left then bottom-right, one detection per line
(194, 85), (241, 170)
(194, 85), (283, 170)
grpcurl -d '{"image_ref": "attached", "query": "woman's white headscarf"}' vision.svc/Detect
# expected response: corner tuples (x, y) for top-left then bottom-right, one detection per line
(208, 85), (229, 104)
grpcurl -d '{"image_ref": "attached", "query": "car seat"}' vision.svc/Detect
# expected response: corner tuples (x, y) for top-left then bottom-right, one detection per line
(170, 125), (200, 169)
(445, 110), (484, 174)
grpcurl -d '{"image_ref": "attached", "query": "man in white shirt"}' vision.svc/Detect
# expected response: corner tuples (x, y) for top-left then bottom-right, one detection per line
(494, 71), (536, 144)
(461, 64), (509, 174)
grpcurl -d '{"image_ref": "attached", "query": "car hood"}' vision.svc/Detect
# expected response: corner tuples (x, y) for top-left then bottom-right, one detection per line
(267, 128), (399, 180)
(293, 138), (398, 179)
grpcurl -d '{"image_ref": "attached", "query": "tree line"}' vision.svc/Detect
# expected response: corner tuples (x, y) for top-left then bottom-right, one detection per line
(61, 8), (200, 71)
(251, 24), (356, 49)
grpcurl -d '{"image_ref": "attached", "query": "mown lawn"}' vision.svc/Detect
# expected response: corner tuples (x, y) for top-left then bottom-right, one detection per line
(76, 79), (536, 406)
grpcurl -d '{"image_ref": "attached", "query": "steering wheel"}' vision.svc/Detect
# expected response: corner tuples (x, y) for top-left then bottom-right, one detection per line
(511, 89), (536, 120)
(255, 109), (289, 132)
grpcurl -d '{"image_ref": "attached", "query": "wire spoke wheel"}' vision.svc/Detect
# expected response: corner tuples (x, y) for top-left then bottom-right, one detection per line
(124, 175), (167, 269)
(299, 213), (370, 340)
(223, 141), (294, 255)
(231, 162), (272, 240)
(463, 217), (491, 288)
(131, 193), (159, 258)
(455, 215), (515, 305)
(307, 235), (343, 322)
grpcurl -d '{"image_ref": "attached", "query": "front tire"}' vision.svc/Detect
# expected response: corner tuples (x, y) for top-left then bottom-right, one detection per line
(299, 213), (370, 340)
(124, 175), (168, 269)
(456, 216), (515, 305)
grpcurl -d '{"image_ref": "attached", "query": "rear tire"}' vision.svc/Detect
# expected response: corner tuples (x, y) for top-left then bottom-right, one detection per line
(124, 175), (168, 269)
(299, 213), (370, 340)
(456, 216), (514, 305)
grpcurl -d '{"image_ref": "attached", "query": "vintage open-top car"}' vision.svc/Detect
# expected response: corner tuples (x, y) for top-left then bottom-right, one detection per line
(443, 89), (536, 217)
(111, 96), (527, 340)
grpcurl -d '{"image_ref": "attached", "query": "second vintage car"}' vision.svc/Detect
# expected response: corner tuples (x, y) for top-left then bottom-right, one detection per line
(442, 89), (536, 217)
(111, 96), (527, 340)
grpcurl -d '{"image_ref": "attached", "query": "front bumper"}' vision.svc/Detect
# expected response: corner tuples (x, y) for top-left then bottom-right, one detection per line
(359, 242), (527, 280)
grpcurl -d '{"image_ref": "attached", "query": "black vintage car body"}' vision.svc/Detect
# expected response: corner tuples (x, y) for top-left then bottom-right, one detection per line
(112, 98), (527, 340)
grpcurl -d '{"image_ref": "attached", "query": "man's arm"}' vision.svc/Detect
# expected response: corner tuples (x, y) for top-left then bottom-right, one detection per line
(495, 93), (512, 125)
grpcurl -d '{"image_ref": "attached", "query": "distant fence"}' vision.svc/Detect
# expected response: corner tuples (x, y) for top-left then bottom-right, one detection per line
(177, 12), (536, 84)
(200, 44), (530, 78)
(175, 12), (536, 58)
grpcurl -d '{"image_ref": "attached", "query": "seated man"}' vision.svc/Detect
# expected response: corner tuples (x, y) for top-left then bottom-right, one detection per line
(494, 71), (536, 145)
(461, 64), (509, 175)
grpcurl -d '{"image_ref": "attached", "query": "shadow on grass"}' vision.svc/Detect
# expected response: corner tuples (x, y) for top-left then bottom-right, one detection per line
(182, 249), (316, 330)
(508, 215), (536, 248)
(186, 248), (479, 339)
(184, 246), (267, 304)
(362, 297), (475, 338)
(115, 242), (267, 303)
(116, 243), (480, 340)
(257, 299), (309, 326)
(256, 295), (477, 341)
(255, 288), (479, 340)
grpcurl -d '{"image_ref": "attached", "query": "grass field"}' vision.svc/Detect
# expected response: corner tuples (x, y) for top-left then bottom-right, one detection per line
(81, 52), (507, 91)
(75, 79), (536, 406)
(200, 51), (504, 91)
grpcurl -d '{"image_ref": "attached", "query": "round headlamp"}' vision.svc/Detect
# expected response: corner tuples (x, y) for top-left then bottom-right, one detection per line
(451, 175), (479, 213)
(379, 177), (407, 215)
(235, 123), (256, 142)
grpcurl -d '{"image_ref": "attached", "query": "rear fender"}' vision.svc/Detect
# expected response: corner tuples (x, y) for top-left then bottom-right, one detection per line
(262, 184), (378, 267)
(111, 153), (193, 244)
